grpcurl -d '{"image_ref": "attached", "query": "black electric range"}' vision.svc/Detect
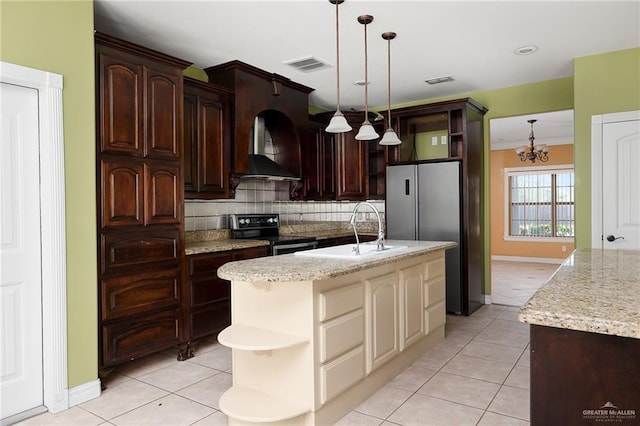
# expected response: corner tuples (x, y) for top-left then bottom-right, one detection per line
(230, 214), (317, 256)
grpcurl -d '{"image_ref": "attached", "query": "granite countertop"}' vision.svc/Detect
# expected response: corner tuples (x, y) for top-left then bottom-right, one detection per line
(518, 249), (640, 339)
(184, 222), (379, 256)
(217, 240), (456, 282)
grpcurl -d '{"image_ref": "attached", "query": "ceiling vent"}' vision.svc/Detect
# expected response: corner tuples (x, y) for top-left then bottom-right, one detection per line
(283, 55), (332, 73)
(425, 76), (455, 85)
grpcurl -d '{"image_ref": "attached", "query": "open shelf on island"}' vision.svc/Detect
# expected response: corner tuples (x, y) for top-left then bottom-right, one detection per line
(218, 324), (308, 351)
(219, 385), (310, 423)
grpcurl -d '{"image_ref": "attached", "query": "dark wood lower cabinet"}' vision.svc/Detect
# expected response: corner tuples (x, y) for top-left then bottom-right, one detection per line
(186, 246), (268, 342)
(101, 308), (182, 367)
(530, 325), (640, 425)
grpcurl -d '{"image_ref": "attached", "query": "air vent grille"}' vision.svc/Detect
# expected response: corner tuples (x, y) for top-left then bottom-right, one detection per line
(283, 56), (332, 73)
(425, 76), (455, 85)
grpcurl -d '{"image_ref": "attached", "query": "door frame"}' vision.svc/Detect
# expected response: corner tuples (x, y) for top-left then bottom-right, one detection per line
(1, 61), (68, 413)
(591, 110), (640, 249)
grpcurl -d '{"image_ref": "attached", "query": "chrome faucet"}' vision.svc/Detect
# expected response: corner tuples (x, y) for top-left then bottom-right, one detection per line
(349, 202), (385, 255)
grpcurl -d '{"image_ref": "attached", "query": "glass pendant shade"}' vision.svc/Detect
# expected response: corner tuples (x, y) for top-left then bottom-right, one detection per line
(379, 127), (402, 145)
(326, 112), (352, 133)
(355, 120), (379, 140)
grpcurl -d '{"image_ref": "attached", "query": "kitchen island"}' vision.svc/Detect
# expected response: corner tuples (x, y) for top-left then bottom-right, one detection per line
(216, 240), (456, 425)
(519, 249), (640, 425)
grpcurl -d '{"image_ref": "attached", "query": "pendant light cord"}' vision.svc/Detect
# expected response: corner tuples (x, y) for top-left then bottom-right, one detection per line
(386, 37), (392, 130)
(334, 0), (341, 114)
(363, 20), (369, 120)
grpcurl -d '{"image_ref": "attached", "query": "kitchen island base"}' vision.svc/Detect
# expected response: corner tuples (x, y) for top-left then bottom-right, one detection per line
(216, 243), (453, 425)
(530, 324), (640, 425)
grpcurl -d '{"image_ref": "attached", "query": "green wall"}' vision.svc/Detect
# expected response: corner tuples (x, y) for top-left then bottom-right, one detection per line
(573, 48), (640, 248)
(1, 0), (97, 387)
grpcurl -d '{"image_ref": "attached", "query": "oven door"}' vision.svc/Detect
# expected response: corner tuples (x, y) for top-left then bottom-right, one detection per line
(271, 241), (318, 256)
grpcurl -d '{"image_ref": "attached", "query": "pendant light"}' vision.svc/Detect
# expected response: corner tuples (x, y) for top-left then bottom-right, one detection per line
(355, 15), (379, 140)
(325, 0), (352, 133)
(379, 31), (402, 145)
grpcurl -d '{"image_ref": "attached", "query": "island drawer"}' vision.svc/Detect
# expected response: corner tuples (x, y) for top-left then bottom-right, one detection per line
(320, 346), (365, 405)
(319, 309), (364, 363)
(318, 282), (363, 321)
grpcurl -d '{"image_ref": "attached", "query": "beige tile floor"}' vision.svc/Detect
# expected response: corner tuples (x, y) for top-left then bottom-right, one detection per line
(19, 304), (530, 426)
(491, 261), (559, 306)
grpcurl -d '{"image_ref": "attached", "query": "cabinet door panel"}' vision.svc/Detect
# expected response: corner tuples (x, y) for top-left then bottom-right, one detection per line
(101, 268), (180, 321)
(101, 159), (144, 228)
(199, 98), (226, 194)
(191, 276), (230, 307)
(183, 94), (197, 192)
(99, 55), (143, 155)
(365, 272), (399, 373)
(146, 70), (180, 159)
(190, 302), (230, 340)
(303, 126), (322, 199)
(336, 133), (367, 200)
(323, 135), (336, 199)
(101, 228), (180, 274)
(102, 308), (180, 367)
(145, 162), (181, 225)
(400, 264), (425, 350)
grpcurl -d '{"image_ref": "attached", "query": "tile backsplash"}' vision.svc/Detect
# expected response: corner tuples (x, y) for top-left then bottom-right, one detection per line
(184, 180), (385, 231)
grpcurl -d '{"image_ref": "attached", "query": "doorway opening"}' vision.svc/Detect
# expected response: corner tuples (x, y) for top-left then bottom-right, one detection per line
(488, 110), (575, 306)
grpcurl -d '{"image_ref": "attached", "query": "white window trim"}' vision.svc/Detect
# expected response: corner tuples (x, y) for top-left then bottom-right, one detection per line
(503, 164), (575, 242)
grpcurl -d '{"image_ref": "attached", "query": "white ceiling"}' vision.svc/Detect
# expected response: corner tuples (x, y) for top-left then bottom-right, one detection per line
(94, 0), (640, 114)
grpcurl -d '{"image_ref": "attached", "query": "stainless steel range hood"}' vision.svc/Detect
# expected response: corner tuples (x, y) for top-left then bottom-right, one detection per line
(241, 115), (300, 181)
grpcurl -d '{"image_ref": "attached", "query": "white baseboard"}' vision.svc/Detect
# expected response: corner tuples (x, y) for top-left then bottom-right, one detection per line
(68, 379), (101, 407)
(481, 295), (492, 304)
(491, 255), (564, 264)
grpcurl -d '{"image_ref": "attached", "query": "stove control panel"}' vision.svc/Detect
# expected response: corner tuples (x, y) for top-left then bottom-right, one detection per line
(231, 214), (279, 230)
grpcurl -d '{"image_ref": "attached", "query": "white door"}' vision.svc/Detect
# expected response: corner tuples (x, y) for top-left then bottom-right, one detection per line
(592, 112), (640, 250)
(0, 82), (44, 419)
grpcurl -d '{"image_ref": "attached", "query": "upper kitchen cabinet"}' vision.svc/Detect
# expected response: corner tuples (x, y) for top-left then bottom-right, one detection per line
(183, 77), (233, 199)
(95, 32), (191, 371)
(310, 111), (386, 201)
(303, 115), (336, 200)
(205, 61), (314, 191)
(388, 98), (487, 164)
(97, 36), (186, 160)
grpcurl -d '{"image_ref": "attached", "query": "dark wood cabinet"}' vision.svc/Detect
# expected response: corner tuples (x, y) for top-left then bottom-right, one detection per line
(305, 111), (384, 201)
(186, 246), (268, 341)
(335, 127), (368, 200)
(183, 77), (233, 199)
(303, 116), (336, 200)
(388, 98), (487, 315)
(96, 32), (191, 371)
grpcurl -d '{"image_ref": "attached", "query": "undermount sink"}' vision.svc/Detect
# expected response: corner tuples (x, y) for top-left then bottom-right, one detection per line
(294, 243), (407, 260)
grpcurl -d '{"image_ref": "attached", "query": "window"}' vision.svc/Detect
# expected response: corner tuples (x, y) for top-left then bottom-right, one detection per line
(506, 166), (574, 239)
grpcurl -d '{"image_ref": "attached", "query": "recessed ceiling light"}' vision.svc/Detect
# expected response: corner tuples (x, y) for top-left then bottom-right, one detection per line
(353, 80), (370, 86)
(425, 76), (455, 85)
(515, 45), (538, 55)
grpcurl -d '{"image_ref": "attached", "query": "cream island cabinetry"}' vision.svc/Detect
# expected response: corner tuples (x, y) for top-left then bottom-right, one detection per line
(216, 240), (455, 425)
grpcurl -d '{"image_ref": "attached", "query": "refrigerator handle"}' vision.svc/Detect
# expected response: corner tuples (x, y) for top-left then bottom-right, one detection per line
(405, 179), (410, 195)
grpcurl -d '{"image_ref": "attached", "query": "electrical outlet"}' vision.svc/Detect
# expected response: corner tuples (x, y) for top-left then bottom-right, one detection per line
(432, 136), (438, 146)
(441, 135), (448, 145)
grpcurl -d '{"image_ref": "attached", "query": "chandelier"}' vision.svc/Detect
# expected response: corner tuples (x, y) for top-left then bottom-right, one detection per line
(516, 119), (548, 163)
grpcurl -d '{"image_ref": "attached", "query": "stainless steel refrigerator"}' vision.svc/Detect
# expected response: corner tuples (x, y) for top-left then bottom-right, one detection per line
(386, 162), (465, 314)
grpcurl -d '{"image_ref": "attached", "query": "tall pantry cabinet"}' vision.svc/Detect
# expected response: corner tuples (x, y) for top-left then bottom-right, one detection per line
(95, 33), (191, 371)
